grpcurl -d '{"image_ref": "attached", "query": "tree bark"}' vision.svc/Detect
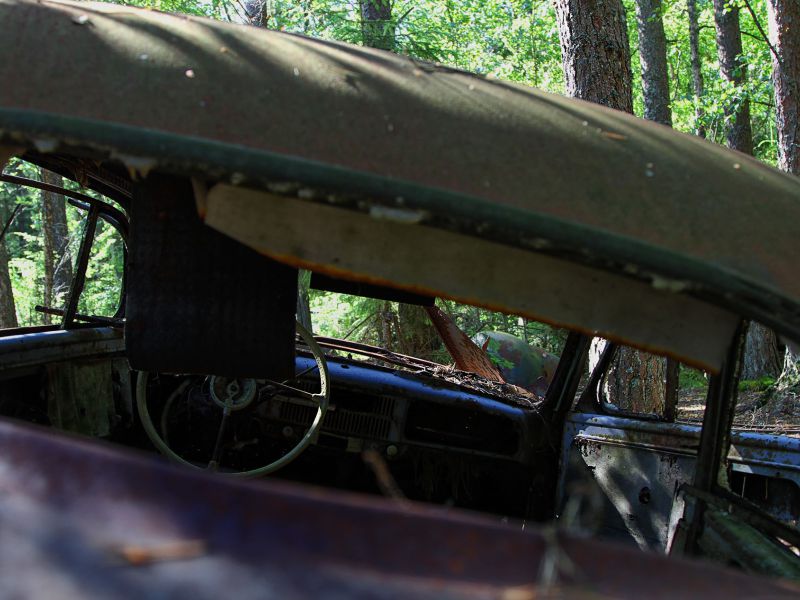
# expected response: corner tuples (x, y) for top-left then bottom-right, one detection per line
(0, 196), (18, 329)
(360, 0), (394, 52)
(556, 0), (666, 412)
(296, 270), (313, 331)
(766, 0), (800, 384)
(687, 0), (706, 137)
(664, 358), (679, 421)
(553, 0), (634, 113)
(40, 168), (73, 324)
(378, 300), (396, 350)
(603, 348), (666, 414)
(635, 0), (679, 403)
(741, 322), (783, 379)
(713, 0), (781, 378)
(243, 0), (266, 27)
(767, 0), (800, 175)
(712, 0), (753, 154)
(635, 0), (672, 126)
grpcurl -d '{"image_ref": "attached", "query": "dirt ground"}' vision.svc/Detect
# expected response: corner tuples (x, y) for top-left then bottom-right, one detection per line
(678, 386), (800, 436)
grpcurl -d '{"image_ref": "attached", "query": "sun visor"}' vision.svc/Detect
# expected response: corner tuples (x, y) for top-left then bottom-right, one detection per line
(202, 184), (740, 373)
(127, 176), (297, 380)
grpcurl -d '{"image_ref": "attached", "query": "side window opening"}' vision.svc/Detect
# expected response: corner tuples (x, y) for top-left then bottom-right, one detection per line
(587, 339), (709, 422)
(678, 366), (709, 423)
(0, 160), (125, 329)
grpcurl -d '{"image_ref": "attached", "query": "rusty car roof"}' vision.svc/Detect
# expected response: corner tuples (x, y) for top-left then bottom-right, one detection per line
(2, 0), (800, 364)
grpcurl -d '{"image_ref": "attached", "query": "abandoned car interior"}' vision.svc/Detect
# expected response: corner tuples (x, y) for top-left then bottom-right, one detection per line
(1, 0), (799, 596)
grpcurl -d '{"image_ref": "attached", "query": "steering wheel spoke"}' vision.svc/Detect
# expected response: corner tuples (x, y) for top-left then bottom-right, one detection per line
(260, 378), (318, 401)
(136, 321), (330, 478)
(207, 406), (232, 471)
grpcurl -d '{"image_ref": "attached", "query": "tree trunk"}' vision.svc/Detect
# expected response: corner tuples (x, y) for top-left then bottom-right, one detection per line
(360, 0), (394, 52)
(767, 0), (800, 175)
(687, 0), (706, 137)
(664, 358), (679, 421)
(741, 322), (782, 379)
(553, 0), (634, 113)
(712, 0), (753, 154)
(603, 348), (666, 414)
(0, 197), (18, 329)
(378, 300), (395, 350)
(767, 0), (800, 384)
(713, 1), (781, 378)
(243, 0), (263, 26)
(40, 168), (73, 324)
(556, 0), (665, 411)
(635, 0), (679, 404)
(779, 346), (800, 389)
(296, 270), (313, 331)
(635, 0), (672, 126)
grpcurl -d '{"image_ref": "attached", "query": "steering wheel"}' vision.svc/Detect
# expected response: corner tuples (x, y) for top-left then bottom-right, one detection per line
(136, 322), (329, 477)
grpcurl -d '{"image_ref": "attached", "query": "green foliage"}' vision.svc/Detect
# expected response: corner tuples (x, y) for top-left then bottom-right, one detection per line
(310, 291), (381, 342)
(1, 159), (124, 327)
(684, 371), (775, 394)
(111, 0), (226, 19)
(680, 367), (708, 390)
(78, 219), (124, 318)
(738, 375), (776, 392)
(654, 0), (776, 163)
(309, 288), (567, 365)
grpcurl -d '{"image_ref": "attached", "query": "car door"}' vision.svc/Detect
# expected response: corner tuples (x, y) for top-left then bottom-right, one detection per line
(556, 341), (800, 552)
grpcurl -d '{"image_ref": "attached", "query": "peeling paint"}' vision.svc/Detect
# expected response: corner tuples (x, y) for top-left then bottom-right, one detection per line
(32, 138), (58, 153)
(368, 205), (428, 224)
(266, 181), (300, 195)
(521, 237), (552, 250)
(191, 177), (208, 218)
(113, 153), (157, 180)
(651, 276), (691, 293)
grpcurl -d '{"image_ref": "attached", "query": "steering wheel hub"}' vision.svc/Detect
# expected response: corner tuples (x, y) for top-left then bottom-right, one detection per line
(209, 376), (257, 411)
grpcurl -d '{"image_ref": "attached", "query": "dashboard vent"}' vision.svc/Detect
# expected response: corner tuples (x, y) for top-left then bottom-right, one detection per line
(278, 392), (395, 440)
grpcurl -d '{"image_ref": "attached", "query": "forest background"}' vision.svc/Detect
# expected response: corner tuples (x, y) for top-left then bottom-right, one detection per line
(1, 0), (798, 408)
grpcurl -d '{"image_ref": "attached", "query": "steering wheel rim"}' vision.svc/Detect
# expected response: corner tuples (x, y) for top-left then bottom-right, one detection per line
(136, 321), (329, 478)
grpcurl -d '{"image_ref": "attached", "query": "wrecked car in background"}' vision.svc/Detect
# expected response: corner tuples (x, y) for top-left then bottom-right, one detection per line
(1, 0), (799, 596)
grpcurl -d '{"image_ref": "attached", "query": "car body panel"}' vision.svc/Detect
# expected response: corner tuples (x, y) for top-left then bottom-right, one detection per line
(558, 413), (800, 550)
(1, 418), (798, 599)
